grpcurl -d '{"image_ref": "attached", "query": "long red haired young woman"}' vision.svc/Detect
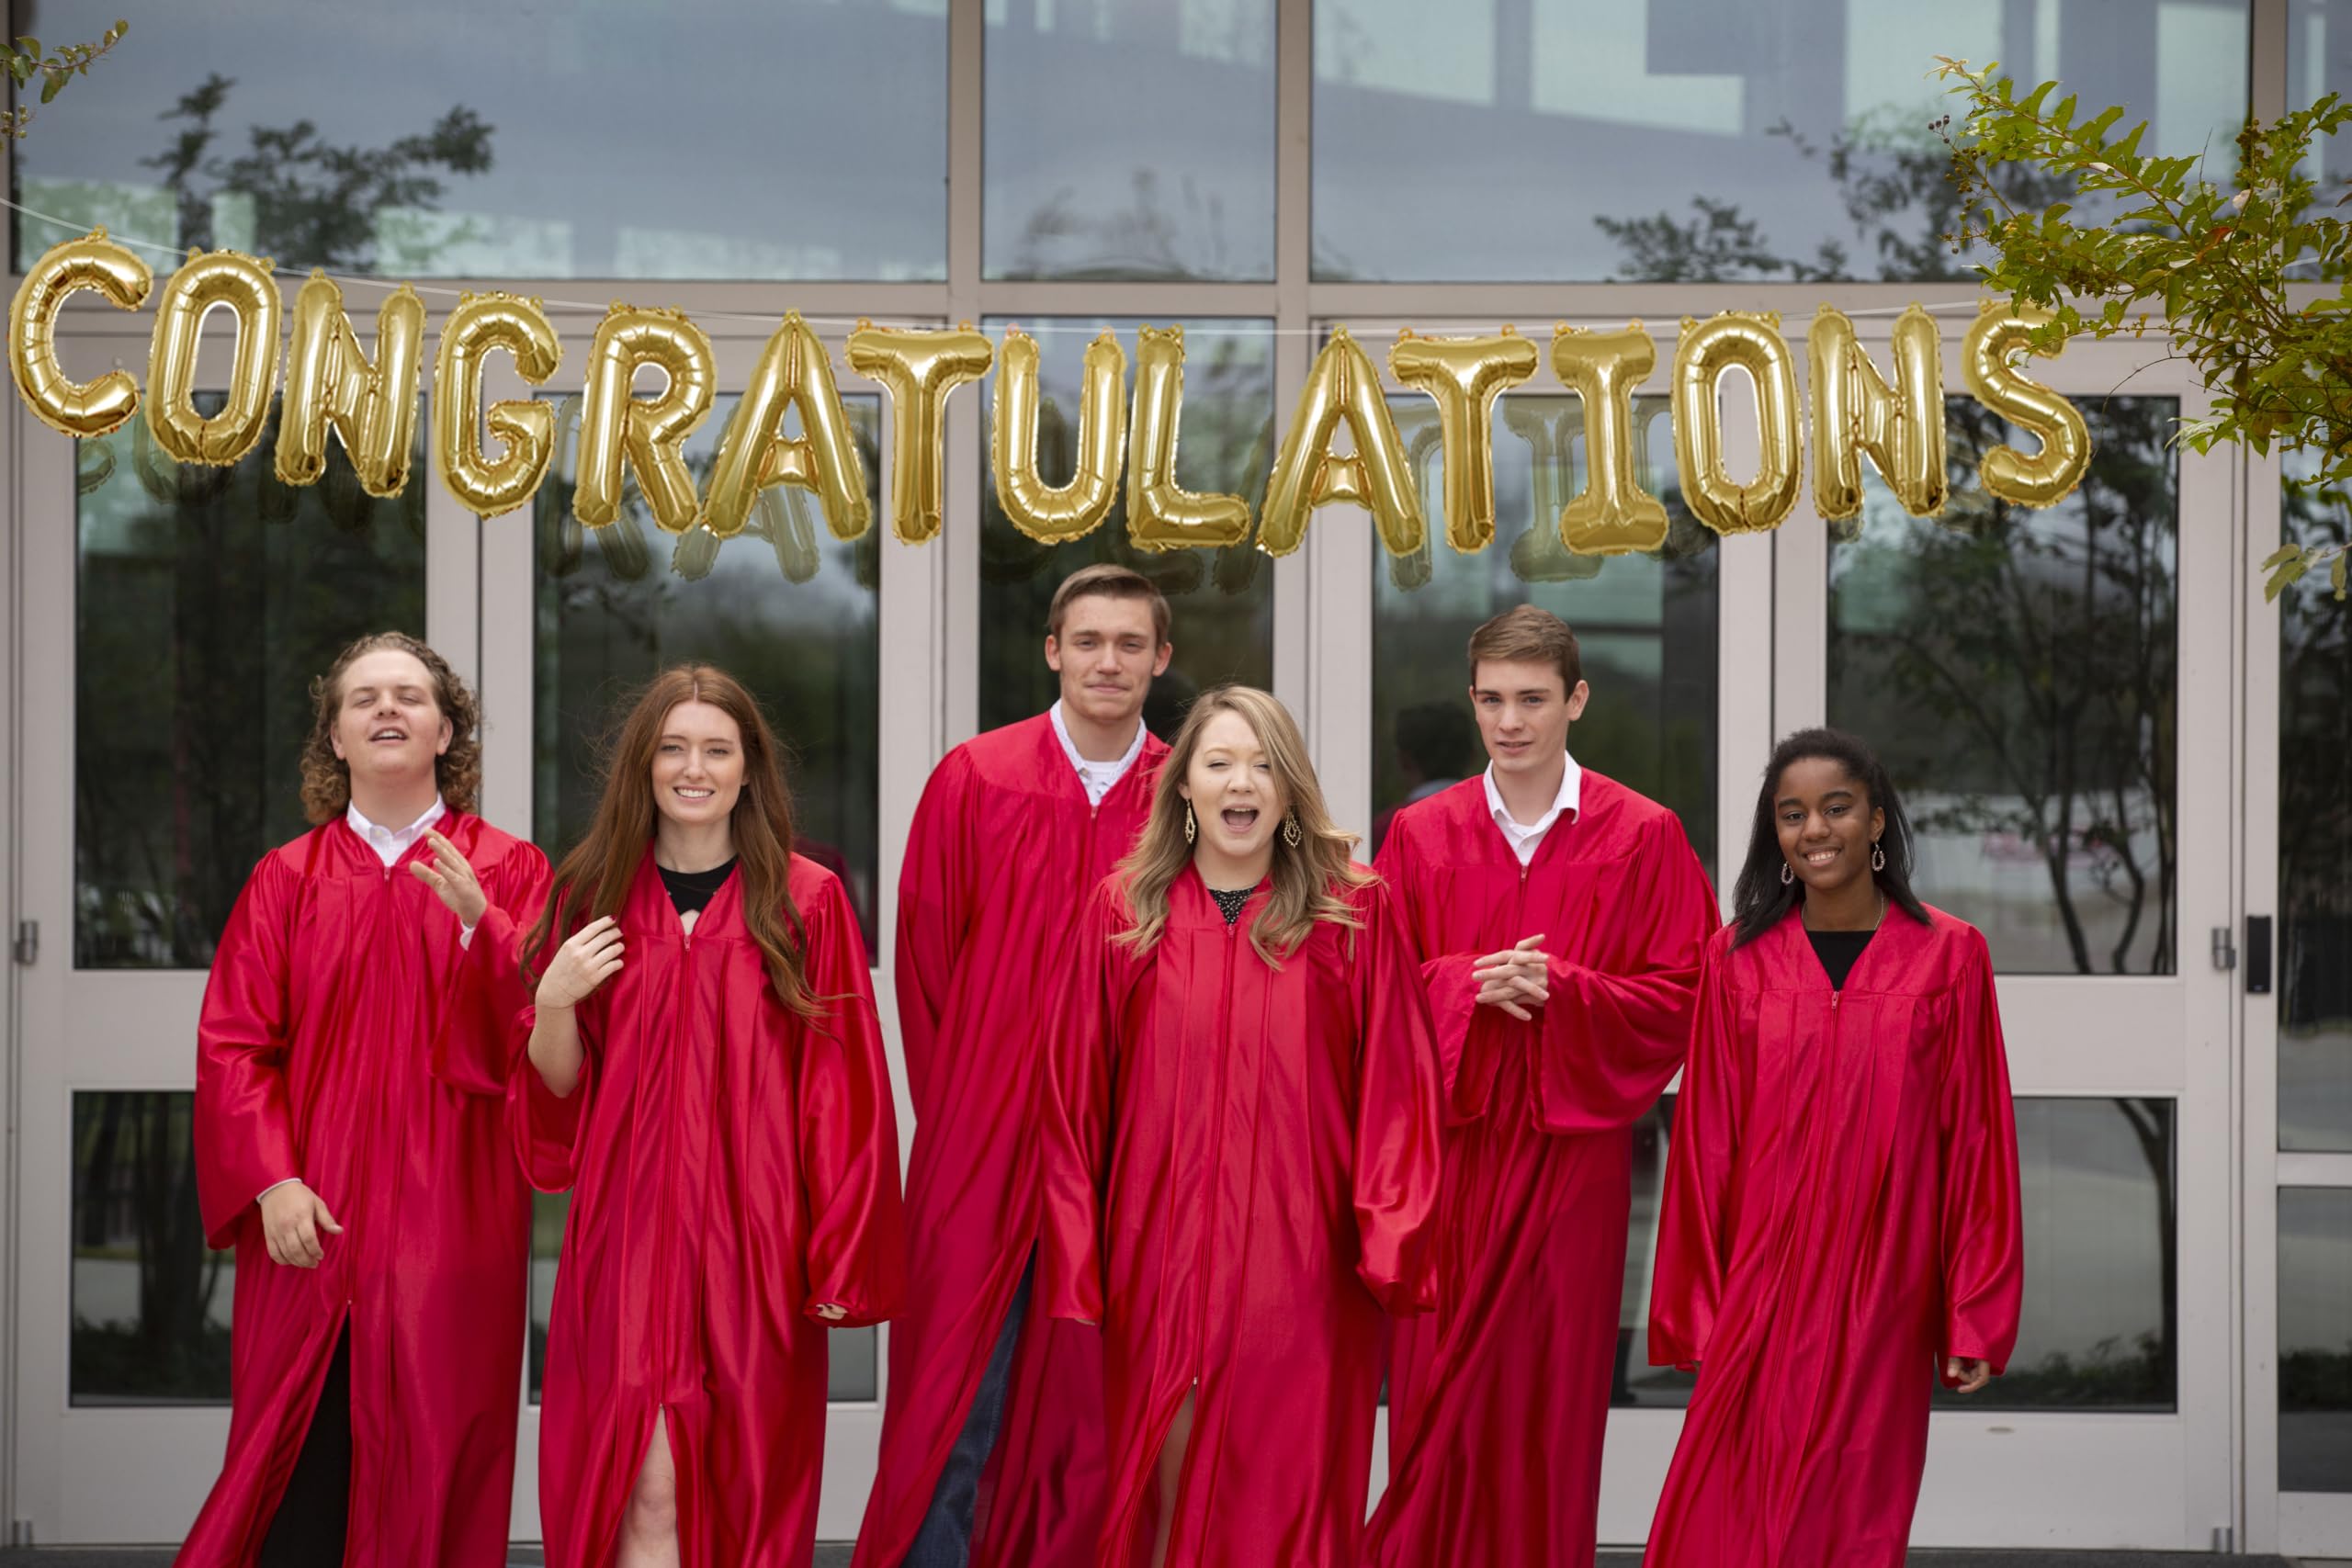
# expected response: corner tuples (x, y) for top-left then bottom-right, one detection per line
(519, 664), (904, 1568)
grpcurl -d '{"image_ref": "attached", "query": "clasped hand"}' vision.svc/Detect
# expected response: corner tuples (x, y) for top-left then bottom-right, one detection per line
(1473, 933), (1550, 1021)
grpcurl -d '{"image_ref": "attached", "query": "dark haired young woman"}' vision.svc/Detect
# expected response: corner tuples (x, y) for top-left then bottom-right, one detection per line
(1643, 728), (2023, 1567)
(517, 666), (904, 1568)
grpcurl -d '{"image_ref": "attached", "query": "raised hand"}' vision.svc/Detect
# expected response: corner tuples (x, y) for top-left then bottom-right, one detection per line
(537, 916), (626, 1010)
(410, 828), (488, 928)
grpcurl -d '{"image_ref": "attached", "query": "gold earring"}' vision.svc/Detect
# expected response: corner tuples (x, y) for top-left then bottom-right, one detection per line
(1282, 809), (1302, 849)
(1184, 801), (1196, 845)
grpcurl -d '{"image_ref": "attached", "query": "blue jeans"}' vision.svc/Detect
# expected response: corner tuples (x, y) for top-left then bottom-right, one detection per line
(903, 1259), (1034, 1568)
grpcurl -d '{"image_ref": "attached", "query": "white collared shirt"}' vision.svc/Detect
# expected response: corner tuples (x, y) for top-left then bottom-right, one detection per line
(1050, 701), (1148, 808)
(1483, 752), (1584, 867)
(346, 795), (447, 868)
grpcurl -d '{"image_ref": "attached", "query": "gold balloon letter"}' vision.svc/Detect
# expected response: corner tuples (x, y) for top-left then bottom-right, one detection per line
(1125, 324), (1251, 552)
(147, 250), (281, 468)
(1549, 324), (1668, 555)
(707, 310), (871, 542)
(433, 292), (563, 519)
(577, 305), (717, 535)
(1807, 304), (1947, 522)
(1962, 304), (2092, 508)
(1257, 328), (1424, 559)
(1671, 311), (1802, 536)
(993, 326), (1126, 545)
(1388, 327), (1538, 553)
(276, 272), (426, 496)
(846, 321), (993, 546)
(8, 231), (151, 437)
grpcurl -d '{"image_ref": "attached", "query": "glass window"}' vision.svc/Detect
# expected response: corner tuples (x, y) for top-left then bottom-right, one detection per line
(978, 319), (1275, 738)
(72, 1092), (232, 1404)
(1369, 394), (1718, 869)
(14, 0), (947, 279)
(1615, 1098), (1695, 1408)
(1312, 0), (2250, 282)
(984, 0), (1276, 280)
(2280, 1187), (2352, 1492)
(2279, 462), (2352, 1153)
(2291, 0), (2352, 198)
(1829, 397), (2177, 976)
(533, 393), (883, 963)
(76, 400), (427, 970)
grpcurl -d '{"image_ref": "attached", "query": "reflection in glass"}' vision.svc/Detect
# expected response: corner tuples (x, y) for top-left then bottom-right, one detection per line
(984, 1), (1275, 279)
(1616, 1098), (1694, 1408)
(72, 1092), (232, 1404)
(1311, 0), (2249, 282)
(1369, 394), (1717, 869)
(1829, 397), (2178, 976)
(76, 400), (427, 969)
(529, 1190), (876, 1403)
(533, 395), (883, 962)
(2280, 1188), (2352, 1491)
(2279, 460), (2352, 1152)
(14, 0), (947, 279)
(2292, 0), (2352, 202)
(978, 320), (1275, 738)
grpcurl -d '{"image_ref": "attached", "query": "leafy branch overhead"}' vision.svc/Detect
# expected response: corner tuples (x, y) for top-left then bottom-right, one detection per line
(4, 21), (128, 141)
(1938, 55), (2352, 602)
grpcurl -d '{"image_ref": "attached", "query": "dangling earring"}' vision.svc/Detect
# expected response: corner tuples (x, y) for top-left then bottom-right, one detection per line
(1871, 840), (1886, 872)
(1282, 808), (1302, 849)
(1781, 862), (1794, 886)
(1184, 801), (1197, 845)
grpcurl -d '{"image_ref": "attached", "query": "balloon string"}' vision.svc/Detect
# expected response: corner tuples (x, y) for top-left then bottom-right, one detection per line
(4, 194), (1989, 332)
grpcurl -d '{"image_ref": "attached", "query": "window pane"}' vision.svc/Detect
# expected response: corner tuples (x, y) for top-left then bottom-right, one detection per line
(1828, 397), (2177, 976)
(15, 0), (947, 279)
(2279, 462), (2352, 1152)
(76, 400), (427, 969)
(2291, 0), (2352, 201)
(985, 1), (1275, 279)
(533, 394), (883, 963)
(1369, 394), (1718, 870)
(1312, 0), (2249, 282)
(2280, 1188), (2352, 1492)
(72, 1092), (232, 1404)
(978, 319), (1274, 736)
(1615, 1098), (1694, 1408)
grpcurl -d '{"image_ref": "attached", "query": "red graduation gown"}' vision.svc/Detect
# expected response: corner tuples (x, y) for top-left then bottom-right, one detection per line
(856, 715), (1166, 1568)
(1363, 771), (1719, 1568)
(1039, 870), (1444, 1568)
(516, 853), (904, 1568)
(1643, 908), (2023, 1568)
(178, 811), (548, 1568)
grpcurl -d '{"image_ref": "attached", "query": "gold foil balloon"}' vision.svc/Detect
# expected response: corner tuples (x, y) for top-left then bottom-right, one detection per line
(1504, 401), (1603, 582)
(434, 291), (563, 519)
(671, 525), (723, 582)
(276, 272), (426, 497)
(993, 326), (1126, 545)
(1807, 304), (1947, 522)
(9, 231), (151, 437)
(707, 310), (871, 542)
(1387, 326), (1539, 553)
(147, 249), (281, 467)
(1125, 324), (1252, 552)
(1257, 328), (1425, 558)
(1549, 323), (1668, 555)
(1962, 303), (2092, 507)
(1670, 310), (1802, 536)
(576, 305), (717, 535)
(846, 320), (993, 546)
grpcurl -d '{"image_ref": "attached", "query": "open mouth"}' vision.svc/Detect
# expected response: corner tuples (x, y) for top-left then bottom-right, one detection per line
(1220, 807), (1260, 834)
(1804, 847), (1839, 867)
(673, 786), (715, 803)
(369, 728), (408, 744)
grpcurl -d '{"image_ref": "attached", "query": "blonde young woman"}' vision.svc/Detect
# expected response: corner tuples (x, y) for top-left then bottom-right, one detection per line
(1038, 685), (1446, 1568)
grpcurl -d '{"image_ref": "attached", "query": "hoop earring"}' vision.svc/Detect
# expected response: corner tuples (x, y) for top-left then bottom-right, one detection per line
(1282, 809), (1302, 849)
(1781, 862), (1794, 886)
(1871, 841), (1886, 872)
(1184, 802), (1197, 845)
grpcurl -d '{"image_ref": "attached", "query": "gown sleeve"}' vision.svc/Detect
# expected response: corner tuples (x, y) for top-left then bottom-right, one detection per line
(1530, 808), (1719, 1134)
(1938, 928), (2024, 1382)
(1350, 877), (1446, 1316)
(194, 852), (302, 1249)
(433, 839), (553, 1096)
(1039, 881), (1123, 1326)
(1370, 822), (1493, 1121)
(796, 874), (908, 1327)
(510, 900), (600, 1195)
(1646, 932), (1745, 1370)
(894, 748), (977, 1122)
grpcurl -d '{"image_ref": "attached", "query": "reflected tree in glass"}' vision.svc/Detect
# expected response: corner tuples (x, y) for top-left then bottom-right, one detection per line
(71, 1092), (232, 1404)
(2279, 1188), (2352, 1491)
(2279, 459), (2352, 1153)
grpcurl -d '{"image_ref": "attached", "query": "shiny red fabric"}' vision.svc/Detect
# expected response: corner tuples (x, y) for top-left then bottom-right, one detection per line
(1038, 869), (1443, 1568)
(178, 811), (548, 1568)
(856, 715), (1164, 1568)
(516, 853), (904, 1568)
(1643, 908), (2023, 1568)
(1363, 773), (1718, 1568)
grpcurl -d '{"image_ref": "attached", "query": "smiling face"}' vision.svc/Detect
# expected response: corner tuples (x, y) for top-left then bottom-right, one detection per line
(1469, 658), (1589, 781)
(329, 649), (452, 792)
(1177, 706), (1289, 867)
(1046, 592), (1170, 730)
(1773, 755), (1885, 898)
(650, 700), (747, 829)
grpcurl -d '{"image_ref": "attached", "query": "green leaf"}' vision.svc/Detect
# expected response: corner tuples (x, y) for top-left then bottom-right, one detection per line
(2263, 544), (2307, 570)
(14, 36), (38, 58)
(40, 68), (64, 103)
(2335, 551), (2350, 599)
